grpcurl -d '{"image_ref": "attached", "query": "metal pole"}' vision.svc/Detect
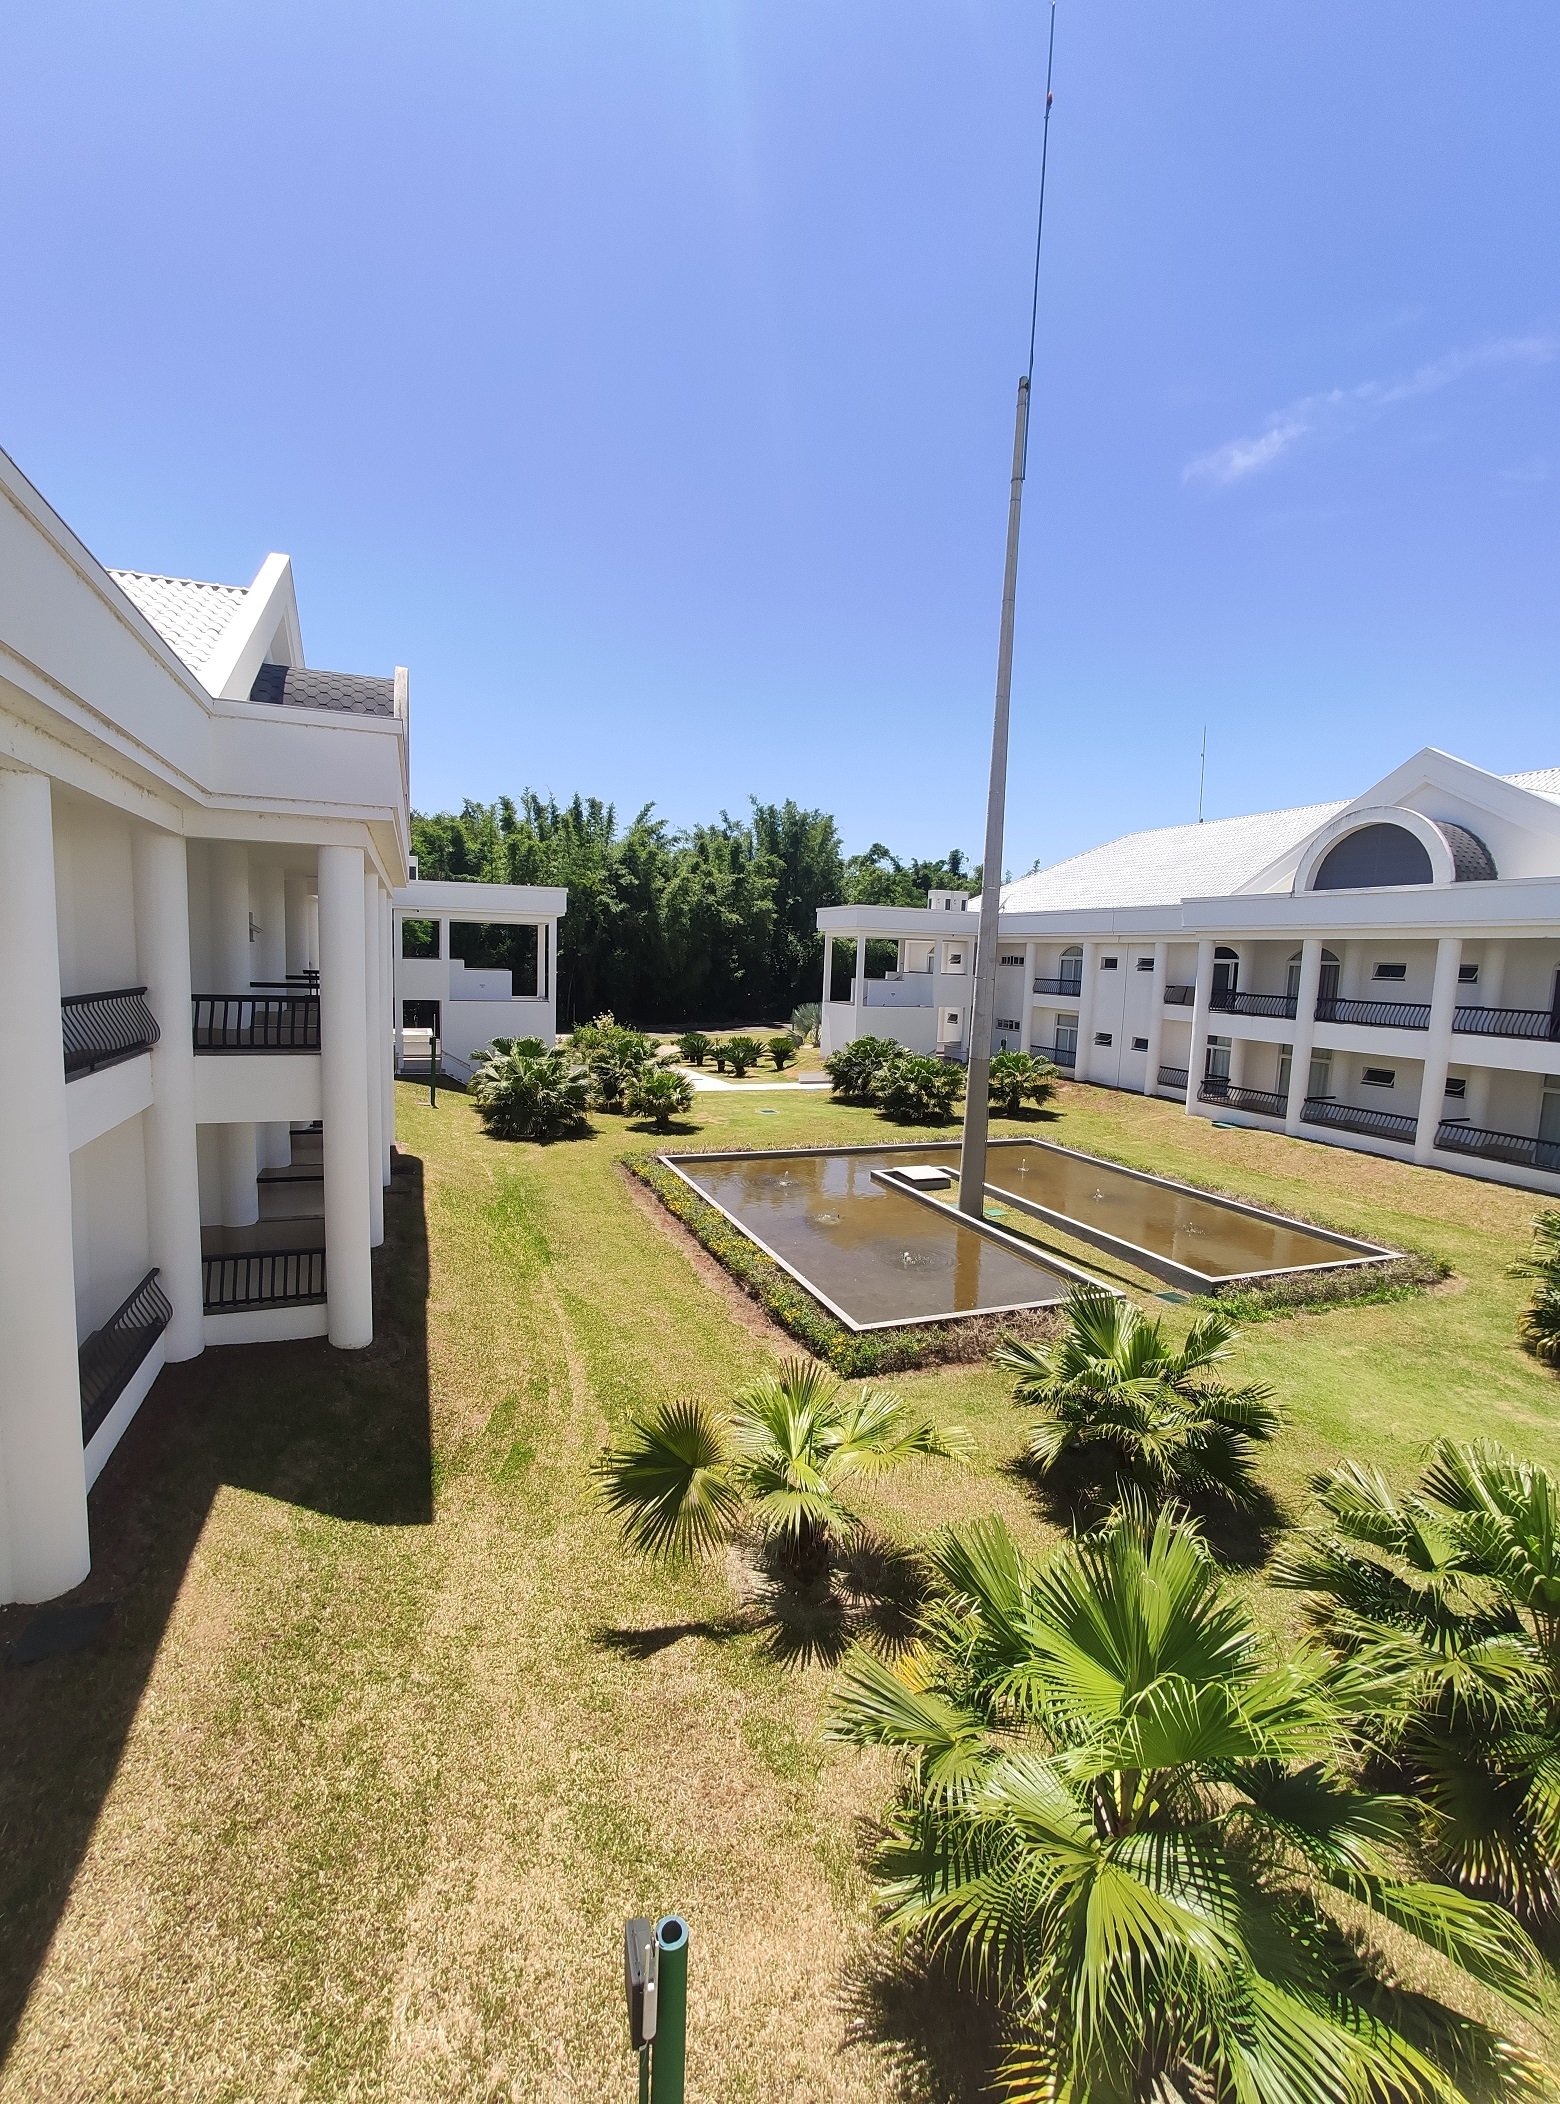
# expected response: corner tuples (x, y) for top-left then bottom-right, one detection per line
(648, 1915), (688, 2104)
(958, 374), (1030, 1216)
(430, 1025), (438, 1109)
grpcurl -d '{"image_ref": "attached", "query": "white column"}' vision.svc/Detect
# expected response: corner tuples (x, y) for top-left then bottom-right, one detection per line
(1021, 940), (1037, 1054)
(393, 914), (407, 1075)
(1142, 941), (1168, 1097)
(379, 888), (395, 1183)
(1414, 935), (1463, 1165)
(364, 869), (384, 1246)
(1185, 937), (1216, 1115)
(319, 846), (373, 1348)
(211, 842), (258, 1225)
(853, 934), (866, 1038)
(253, 861), (290, 1171)
(1073, 941), (1099, 1082)
(1284, 938), (1324, 1135)
(284, 873), (311, 979)
(0, 770), (91, 1603)
(133, 828), (204, 1363)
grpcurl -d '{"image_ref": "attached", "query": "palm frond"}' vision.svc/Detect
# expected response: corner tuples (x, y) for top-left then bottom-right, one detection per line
(593, 1398), (742, 1559)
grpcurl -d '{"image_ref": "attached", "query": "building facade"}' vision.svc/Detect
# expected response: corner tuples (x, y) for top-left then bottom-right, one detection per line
(818, 748), (1560, 1195)
(0, 449), (408, 1604)
(392, 878), (567, 1080)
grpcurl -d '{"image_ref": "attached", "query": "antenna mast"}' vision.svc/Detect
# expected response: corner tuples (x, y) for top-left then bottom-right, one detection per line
(1198, 726), (1207, 823)
(958, 5), (1058, 1218)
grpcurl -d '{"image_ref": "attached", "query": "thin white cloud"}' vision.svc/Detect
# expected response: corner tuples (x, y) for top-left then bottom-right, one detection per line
(1183, 333), (1560, 488)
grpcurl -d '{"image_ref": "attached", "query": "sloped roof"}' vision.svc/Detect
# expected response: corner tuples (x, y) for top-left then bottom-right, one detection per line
(1001, 802), (1347, 913)
(109, 569), (247, 675)
(249, 662), (394, 718)
(1504, 766), (1560, 806)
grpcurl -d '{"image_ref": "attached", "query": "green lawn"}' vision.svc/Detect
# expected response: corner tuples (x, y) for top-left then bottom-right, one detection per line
(0, 1079), (1555, 2102)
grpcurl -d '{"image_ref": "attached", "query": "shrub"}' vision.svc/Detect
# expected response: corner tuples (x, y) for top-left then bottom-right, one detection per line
(874, 1053), (963, 1124)
(987, 1049), (1058, 1115)
(468, 1038), (589, 1142)
(789, 1002), (821, 1046)
(1510, 1208), (1560, 1366)
(675, 1030), (712, 1066)
(571, 1013), (656, 1112)
(627, 1066), (695, 1132)
(723, 1034), (763, 1077)
(822, 1034), (900, 1103)
(766, 1034), (797, 1071)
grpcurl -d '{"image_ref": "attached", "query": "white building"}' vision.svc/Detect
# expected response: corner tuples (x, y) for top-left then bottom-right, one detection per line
(0, 448), (408, 1604)
(818, 748), (1560, 1194)
(392, 878), (566, 1081)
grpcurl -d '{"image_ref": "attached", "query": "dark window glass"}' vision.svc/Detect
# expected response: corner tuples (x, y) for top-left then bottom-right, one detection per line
(1372, 963), (1408, 981)
(1131, 1036), (1149, 1051)
(1100, 956), (1119, 970)
(1362, 1067), (1396, 1088)
(1094, 1030), (1112, 1046)
(1444, 1077), (1467, 1098)
(1136, 956), (1155, 971)
(1313, 823), (1433, 890)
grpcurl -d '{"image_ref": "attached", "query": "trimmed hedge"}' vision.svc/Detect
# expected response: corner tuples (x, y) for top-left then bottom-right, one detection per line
(624, 1152), (1060, 1376)
(1203, 1250), (1446, 1322)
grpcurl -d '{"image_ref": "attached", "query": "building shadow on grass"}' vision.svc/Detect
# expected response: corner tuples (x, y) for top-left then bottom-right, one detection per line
(0, 1149), (432, 2063)
(1001, 1450), (1286, 1571)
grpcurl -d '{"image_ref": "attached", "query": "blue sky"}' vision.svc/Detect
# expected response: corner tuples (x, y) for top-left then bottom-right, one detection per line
(2, 3), (1555, 873)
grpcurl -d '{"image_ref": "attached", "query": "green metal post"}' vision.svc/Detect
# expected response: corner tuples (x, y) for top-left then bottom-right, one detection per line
(648, 1916), (688, 2104)
(430, 1027), (438, 1109)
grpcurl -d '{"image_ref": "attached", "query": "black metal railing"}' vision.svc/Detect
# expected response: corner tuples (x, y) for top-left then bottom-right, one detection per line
(1314, 996), (1430, 1031)
(1434, 1122), (1560, 1174)
(192, 994), (320, 1051)
(78, 1269), (171, 1444)
(1453, 1004), (1560, 1042)
(1033, 1041), (1077, 1068)
(1199, 1079), (1288, 1117)
(1209, 991), (1298, 1020)
(1163, 983), (1196, 1006)
(1157, 1065), (1190, 1091)
(61, 987), (160, 1078)
(202, 1247), (326, 1311)
(1033, 976), (1083, 998)
(1302, 1096), (1417, 1143)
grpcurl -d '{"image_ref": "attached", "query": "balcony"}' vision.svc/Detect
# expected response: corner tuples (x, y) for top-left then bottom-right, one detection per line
(1452, 1004), (1560, 1043)
(1315, 996), (1430, 1031)
(202, 1245), (327, 1312)
(78, 1269), (172, 1443)
(1163, 983), (1196, 1006)
(1157, 1065), (1189, 1092)
(1033, 1041), (1076, 1069)
(1033, 976), (1082, 998)
(1209, 991), (1297, 1020)
(193, 994), (321, 1051)
(61, 987), (160, 1079)
(1301, 1096), (1416, 1144)
(1198, 1078), (1287, 1118)
(1434, 1122), (1560, 1175)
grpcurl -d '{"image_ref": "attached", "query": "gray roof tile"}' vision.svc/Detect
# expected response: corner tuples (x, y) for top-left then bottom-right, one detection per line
(248, 663), (395, 717)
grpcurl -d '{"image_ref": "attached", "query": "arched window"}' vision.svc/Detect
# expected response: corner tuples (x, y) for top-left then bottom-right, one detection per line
(1312, 824), (1433, 891)
(1286, 947), (1340, 1003)
(1059, 944), (1083, 993)
(1211, 945), (1240, 1003)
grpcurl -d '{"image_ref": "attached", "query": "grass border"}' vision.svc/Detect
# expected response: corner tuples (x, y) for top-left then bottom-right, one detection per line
(623, 1153), (1061, 1376)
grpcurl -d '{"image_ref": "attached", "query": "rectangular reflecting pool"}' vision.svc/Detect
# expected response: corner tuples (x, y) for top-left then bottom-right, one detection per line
(661, 1145), (1097, 1330)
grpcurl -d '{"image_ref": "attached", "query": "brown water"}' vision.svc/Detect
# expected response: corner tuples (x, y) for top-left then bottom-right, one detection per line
(986, 1141), (1383, 1282)
(669, 1148), (1076, 1328)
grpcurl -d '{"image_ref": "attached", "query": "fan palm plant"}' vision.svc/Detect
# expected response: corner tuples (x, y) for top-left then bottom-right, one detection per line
(1275, 1439), (1560, 1931)
(595, 1358), (970, 1576)
(995, 1286), (1279, 1511)
(468, 1037), (589, 1141)
(1509, 1208), (1560, 1366)
(828, 1502), (1546, 2104)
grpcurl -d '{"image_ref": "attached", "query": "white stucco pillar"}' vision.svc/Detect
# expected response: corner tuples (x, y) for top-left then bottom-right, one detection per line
(853, 934), (866, 1037)
(1414, 935), (1463, 1165)
(284, 873), (311, 979)
(1185, 937), (1216, 1116)
(1284, 937), (1324, 1136)
(319, 846), (373, 1348)
(133, 827), (204, 1363)
(364, 870), (384, 1246)
(1142, 941), (1168, 1096)
(211, 842), (258, 1225)
(0, 770), (91, 1603)
(253, 861), (290, 1172)
(379, 888), (395, 1183)
(1020, 941), (1037, 1053)
(1073, 941), (1099, 1083)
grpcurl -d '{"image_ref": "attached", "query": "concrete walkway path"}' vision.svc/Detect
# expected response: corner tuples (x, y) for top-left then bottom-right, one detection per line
(673, 1066), (830, 1094)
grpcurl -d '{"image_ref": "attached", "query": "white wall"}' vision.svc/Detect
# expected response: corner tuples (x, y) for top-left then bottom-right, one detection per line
(69, 1114), (151, 1338)
(52, 795), (138, 997)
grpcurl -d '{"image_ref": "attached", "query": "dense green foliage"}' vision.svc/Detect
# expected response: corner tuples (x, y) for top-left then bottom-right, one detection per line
(789, 1001), (821, 1045)
(1277, 1440), (1560, 1932)
(594, 1357), (970, 1574)
(987, 1050), (1059, 1115)
(626, 1066), (695, 1132)
(766, 1034), (797, 1070)
(1510, 1209), (1560, 1366)
(723, 1034), (762, 1077)
(873, 1052), (964, 1125)
(996, 1286), (1281, 1513)
(410, 792), (976, 1025)
(828, 1502), (1546, 2104)
(569, 1012), (657, 1112)
(822, 1034), (902, 1102)
(675, 1030), (712, 1065)
(468, 1037), (589, 1142)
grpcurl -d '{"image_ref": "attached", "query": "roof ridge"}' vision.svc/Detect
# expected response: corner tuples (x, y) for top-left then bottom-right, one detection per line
(108, 567), (247, 594)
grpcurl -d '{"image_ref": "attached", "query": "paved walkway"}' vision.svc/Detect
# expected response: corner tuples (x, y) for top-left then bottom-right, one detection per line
(674, 1066), (830, 1094)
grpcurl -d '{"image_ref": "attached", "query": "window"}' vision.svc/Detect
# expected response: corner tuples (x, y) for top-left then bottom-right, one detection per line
(1372, 962), (1407, 982)
(1312, 822), (1433, 891)
(1100, 956), (1119, 971)
(995, 1016), (1021, 1032)
(1443, 1077), (1467, 1099)
(1362, 1067), (1397, 1088)
(1204, 1036), (1232, 1083)
(1458, 963), (1479, 984)
(947, 949), (964, 967)
(1136, 955), (1156, 971)
(1286, 947), (1340, 1002)
(1094, 1031), (1113, 1047)
(1054, 1015), (1079, 1058)
(400, 917), (440, 960)
(1131, 1035), (1149, 1051)
(998, 953), (1024, 967)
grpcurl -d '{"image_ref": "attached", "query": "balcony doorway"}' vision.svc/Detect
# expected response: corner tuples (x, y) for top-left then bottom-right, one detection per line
(1286, 947), (1340, 1005)
(1211, 947), (1240, 1004)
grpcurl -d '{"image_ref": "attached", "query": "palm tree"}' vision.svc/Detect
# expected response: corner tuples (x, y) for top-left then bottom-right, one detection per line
(1509, 1209), (1560, 1366)
(595, 1358), (970, 1576)
(1275, 1439), (1560, 1932)
(468, 1037), (589, 1141)
(987, 1050), (1058, 1116)
(995, 1285), (1279, 1511)
(828, 1502), (1546, 2104)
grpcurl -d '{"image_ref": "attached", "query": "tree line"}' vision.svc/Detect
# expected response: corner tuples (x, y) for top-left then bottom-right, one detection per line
(410, 793), (978, 1026)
